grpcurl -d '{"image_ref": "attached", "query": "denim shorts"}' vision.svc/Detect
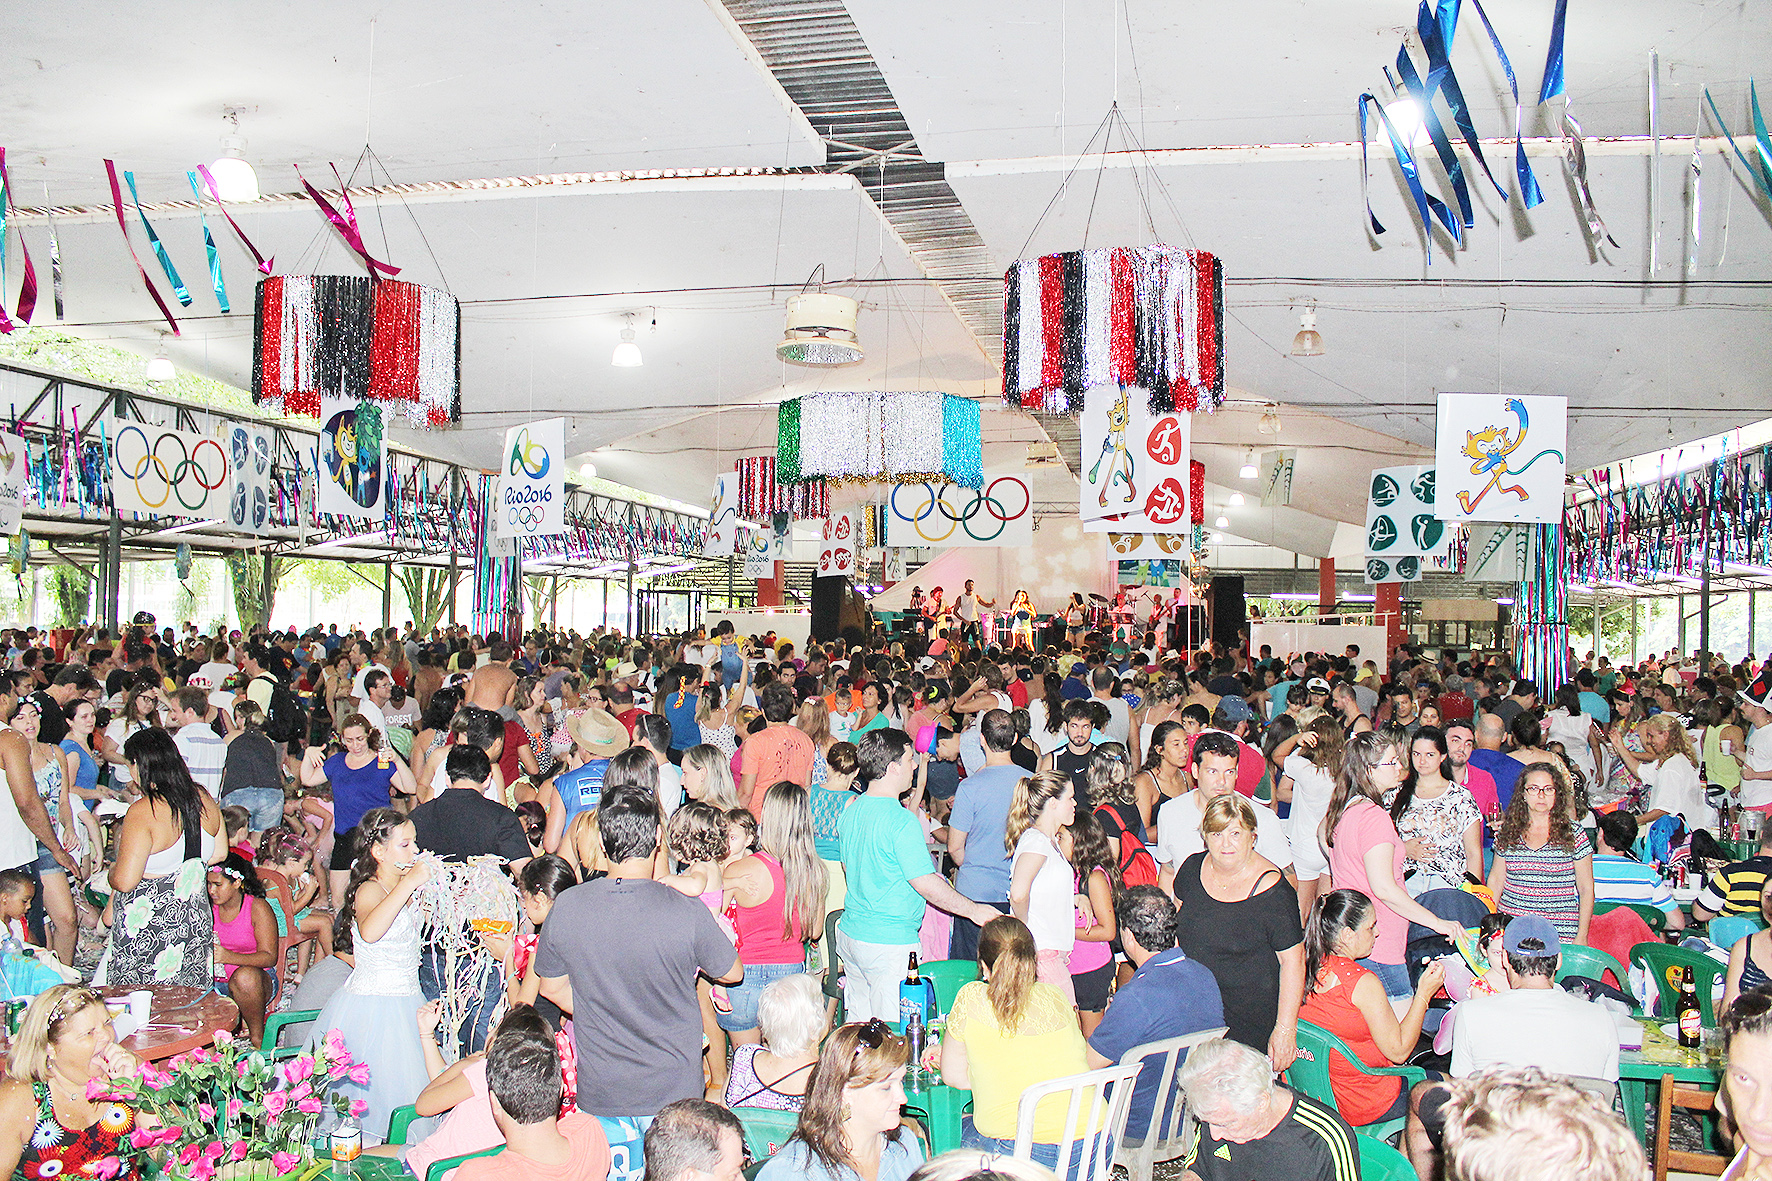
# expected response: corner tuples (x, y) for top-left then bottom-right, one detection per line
(221, 787), (287, 832)
(215, 969), (279, 1002)
(33, 844), (64, 875)
(1358, 957), (1414, 999)
(961, 1116), (1107, 1181)
(717, 960), (805, 1032)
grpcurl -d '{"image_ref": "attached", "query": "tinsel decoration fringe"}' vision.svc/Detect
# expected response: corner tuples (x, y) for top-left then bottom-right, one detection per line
(1514, 522), (1569, 694)
(1001, 245), (1223, 415)
(775, 392), (983, 489)
(1190, 460), (1206, 526)
(251, 275), (461, 426)
(736, 456), (829, 521)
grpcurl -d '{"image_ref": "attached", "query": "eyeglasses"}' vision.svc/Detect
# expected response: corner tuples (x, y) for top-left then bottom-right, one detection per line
(1375, 758), (1402, 769)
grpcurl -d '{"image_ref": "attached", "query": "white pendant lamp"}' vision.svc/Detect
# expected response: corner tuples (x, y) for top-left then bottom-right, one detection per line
(208, 107), (260, 202)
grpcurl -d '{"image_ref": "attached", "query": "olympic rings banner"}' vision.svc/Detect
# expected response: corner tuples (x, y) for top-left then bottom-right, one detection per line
(225, 422), (273, 534)
(1079, 386), (1191, 527)
(495, 417), (566, 539)
(109, 422), (233, 522)
(0, 432), (25, 536)
(884, 471), (1034, 548)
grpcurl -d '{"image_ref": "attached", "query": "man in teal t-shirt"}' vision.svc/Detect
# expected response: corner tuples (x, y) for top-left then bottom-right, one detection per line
(838, 728), (1000, 1023)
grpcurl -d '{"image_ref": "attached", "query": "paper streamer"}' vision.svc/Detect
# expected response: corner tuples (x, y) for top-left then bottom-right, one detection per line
(186, 172), (229, 313)
(0, 151), (37, 330)
(102, 160), (180, 334)
(296, 165), (400, 279)
(194, 165), (274, 275)
(123, 171), (190, 306)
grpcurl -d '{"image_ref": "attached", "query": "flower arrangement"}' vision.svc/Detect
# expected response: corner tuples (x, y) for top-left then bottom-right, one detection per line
(90, 1028), (370, 1181)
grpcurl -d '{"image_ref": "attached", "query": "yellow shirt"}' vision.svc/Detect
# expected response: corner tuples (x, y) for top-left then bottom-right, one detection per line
(946, 980), (1092, 1141)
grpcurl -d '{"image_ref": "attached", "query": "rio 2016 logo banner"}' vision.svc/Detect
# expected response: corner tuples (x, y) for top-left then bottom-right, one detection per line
(497, 417), (566, 538)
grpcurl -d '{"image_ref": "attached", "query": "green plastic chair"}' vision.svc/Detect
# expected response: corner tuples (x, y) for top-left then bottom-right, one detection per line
(1284, 1020), (1426, 1144)
(1555, 945), (1631, 994)
(1596, 901), (1667, 932)
(261, 1008), (322, 1061)
(735, 1105), (801, 1166)
(1356, 1133), (1416, 1181)
(425, 1146), (502, 1181)
(1630, 941), (1724, 1025)
(919, 959), (980, 1015)
(387, 1105), (421, 1146)
(1709, 915), (1767, 951)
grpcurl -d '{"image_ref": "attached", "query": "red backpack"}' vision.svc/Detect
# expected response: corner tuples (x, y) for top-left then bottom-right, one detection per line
(1098, 804), (1160, 888)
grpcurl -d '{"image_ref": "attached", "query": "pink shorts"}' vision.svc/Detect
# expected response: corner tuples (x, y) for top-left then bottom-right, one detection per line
(1036, 948), (1076, 1005)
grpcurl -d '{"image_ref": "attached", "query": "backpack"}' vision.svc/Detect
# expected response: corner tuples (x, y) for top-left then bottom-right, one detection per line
(1098, 804), (1160, 888)
(255, 674), (308, 745)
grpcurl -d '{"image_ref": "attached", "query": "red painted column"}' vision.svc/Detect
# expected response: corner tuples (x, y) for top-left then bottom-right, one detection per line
(756, 561), (784, 608)
(1376, 581), (1403, 654)
(1318, 558), (1336, 617)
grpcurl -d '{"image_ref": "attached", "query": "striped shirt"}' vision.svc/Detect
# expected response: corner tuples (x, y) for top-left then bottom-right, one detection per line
(1496, 829), (1595, 941)
(173, 725), (228, 795)
(1185, 1091), (1359, 1181)
(1695, 855), (1772, 917)
(1591, 854), (1678, 913)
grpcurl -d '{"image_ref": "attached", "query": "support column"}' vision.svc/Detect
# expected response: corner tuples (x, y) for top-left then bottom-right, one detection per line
(1318, 558), (1336, 619)
(103, 519), (122, 635)
(1630, 597), (1639, 666)
(1375, 582), (1403, 656)
(262, 552), (277, 629)
(1678, 594), (1687, 657)
(1592, 594), (1601, 663)
(447, 549), (458, 628)
(757, 561), (784, 608)
(551, 575), (560, 629)
(1699, 566), (1712, 664)
(382, 561), (393, 632)
(625, 562), (636, 637)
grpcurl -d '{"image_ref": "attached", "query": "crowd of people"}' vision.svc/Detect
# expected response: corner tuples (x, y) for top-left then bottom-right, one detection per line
(0, 611), (1767, 1181)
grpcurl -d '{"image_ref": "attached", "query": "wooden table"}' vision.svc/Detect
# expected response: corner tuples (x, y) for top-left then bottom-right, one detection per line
(101, 985), (239, 1061)
(1618, 1017), (1722, 1146)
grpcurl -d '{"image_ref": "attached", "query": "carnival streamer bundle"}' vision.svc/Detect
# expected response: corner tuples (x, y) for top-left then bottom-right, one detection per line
(251, 275), (461, 426)
(776, 392), (982, 488)
(736, 455), (829, 520)
(1002, 245), (1224, 415)
(413, 855), (519, 1064)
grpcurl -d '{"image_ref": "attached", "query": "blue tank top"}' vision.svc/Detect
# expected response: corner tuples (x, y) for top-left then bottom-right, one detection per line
(59, 739), (99, 797)
(324, 751), (396, 833)
(554, 759), (610, 821)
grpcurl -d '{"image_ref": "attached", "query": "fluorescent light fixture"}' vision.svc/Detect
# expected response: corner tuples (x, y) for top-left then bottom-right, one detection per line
(145, 338), (175, 383)
(1344, 593), (1376, 603)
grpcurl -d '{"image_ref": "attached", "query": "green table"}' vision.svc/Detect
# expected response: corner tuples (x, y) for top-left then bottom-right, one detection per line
(902, 1074), (973, 1154)
(1618, 1018), (1722, 1146)
(1722, 840), (1759, 863)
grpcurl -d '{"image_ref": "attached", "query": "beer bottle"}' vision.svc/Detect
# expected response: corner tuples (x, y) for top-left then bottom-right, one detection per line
(1676, 965), (1703, 1049)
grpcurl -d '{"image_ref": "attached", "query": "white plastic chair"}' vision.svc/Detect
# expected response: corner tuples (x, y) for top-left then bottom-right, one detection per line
(1012, 1061), (1145, 1181)
(1112, 1026), (1229, 1181)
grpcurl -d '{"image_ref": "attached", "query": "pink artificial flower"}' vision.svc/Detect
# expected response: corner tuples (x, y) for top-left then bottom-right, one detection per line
(348, 1100), (368, 1118)
(228, 1142), (249, 1162)
(213, 1029), (234, 1048)
(227, 1099), (243, 1121)
(237, 1061), (253, 1080)
(198, 1103), (215, 1123)
(288, 1078), (312, 1101)
(347, 1064), (370, 1087)
(179, 1144), (202, 1166)
(88, 1157), (123, 1180)
(296, 1097), (322, 1116)
(128, 1128), (158, 1151)
(272, 1152), (300, 1175)
(288, 1055), (314, 1083)
(204, 1142), (226, 1160)
(263, 1091), (288, 1118)
(189, 1157), (216, 1181)
(85, 1078), (107, 1101)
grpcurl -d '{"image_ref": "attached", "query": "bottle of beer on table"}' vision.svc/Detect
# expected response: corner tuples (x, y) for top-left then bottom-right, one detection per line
(1676, 965), (1703, 1050)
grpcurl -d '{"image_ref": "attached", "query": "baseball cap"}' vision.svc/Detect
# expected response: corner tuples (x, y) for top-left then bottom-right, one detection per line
(1305, 677), (1332, 694)
(1501, 915), (1561, 958)
(1216, 695), (1255, 723)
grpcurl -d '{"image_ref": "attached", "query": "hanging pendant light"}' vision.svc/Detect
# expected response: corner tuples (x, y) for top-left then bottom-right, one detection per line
(776, 293), (863, 366)
(208, 107), (260, 203)
(1228, 492), (1245, 506)
(611, 314), (643, 367)
(1257, 404), (1282, 434)
(1239, 449), (1258, 479)
(145, 336), (175, 383)
(1290, 304), (1324, 357)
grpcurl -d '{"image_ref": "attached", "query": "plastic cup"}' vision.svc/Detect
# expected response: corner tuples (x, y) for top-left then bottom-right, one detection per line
(127, 990), (151, 1027)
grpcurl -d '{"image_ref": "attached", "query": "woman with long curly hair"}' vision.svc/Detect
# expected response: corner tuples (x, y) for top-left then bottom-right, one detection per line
(1322, 732), (1464, 1001)
(1063, 812), (1119, 1030)
(1027, 672), (1068, 754)
(1489, 761), (1594, 944)
(758, 1020), (922, 1181)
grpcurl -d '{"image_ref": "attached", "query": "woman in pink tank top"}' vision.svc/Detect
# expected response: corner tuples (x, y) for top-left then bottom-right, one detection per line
(722, 783), (831, 1043)
(207, 853), (280, 1044)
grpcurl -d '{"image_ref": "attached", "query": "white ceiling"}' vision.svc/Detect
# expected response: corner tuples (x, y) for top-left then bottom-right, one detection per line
(4, 0), (1770, 562)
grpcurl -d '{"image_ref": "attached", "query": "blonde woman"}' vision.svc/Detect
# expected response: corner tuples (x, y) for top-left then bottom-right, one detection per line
(682, 743), (744, 812)
(1609, 712), (1712, 831)
(797, 697), (837, 787)
(723, 782), (829, 1046)
(1006, 769), (1079, 1003)
(0, 985), (145, 1181)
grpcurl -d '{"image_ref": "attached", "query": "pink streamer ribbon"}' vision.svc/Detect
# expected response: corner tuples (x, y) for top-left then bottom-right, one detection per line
(194, 164), (274, 276)
(102, 159), (179, 334)
(296, 165), (400, 279)
(0, 151), (37, 331)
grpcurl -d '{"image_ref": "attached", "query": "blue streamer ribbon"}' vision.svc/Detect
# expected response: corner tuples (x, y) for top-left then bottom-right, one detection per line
(1466, 0), (1543, 208)
(123, 171), (191, 307)
(1393, 44), (1471, 239)
(1359, 93), (1457, 260)
(1411, 2), (1508, 204)
(1538, 0), (1568, 104)
(186, 172), (229, 313)
(1701, 88), (1772, 201)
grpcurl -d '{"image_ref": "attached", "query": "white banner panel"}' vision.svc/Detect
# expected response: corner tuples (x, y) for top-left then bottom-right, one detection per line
(703, 471), (738, 558)
(1435, 393), (1567, 523)
(0, 432), (26, 536)
(496, 416), (566, 539)
(316, 397), (387, 523)
(886, 473), (1034, 548)
(110, 422), (232, 522)
(225, 422), (273, 534)
(817, 511), (857, 578)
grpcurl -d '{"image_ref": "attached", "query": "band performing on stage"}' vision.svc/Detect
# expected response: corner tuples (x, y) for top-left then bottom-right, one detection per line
(902, 580), (1193, 652)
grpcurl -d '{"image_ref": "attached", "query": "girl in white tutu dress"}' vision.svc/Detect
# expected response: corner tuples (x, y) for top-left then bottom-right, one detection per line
(311, 807), (435, 1143)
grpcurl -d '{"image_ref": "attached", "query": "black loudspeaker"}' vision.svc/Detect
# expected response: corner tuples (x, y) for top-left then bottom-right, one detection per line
(810, 576), (846, 642)
(1210, 575), (1246, 647)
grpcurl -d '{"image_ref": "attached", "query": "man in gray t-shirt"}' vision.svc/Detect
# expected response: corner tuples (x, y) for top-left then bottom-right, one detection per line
(537, 786), (740, 1121)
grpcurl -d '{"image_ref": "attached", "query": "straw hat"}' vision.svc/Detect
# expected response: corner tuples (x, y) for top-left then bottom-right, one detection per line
(568, 708), (630, 758)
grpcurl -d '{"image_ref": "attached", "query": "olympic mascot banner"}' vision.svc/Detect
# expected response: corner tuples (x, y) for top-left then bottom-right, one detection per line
(317, 396), (387, 523)
(1434, 393), (1567, 524)
(495, 417), (566, 539)
(1078, 386), (1191, 530)
(885, 471), (1033, 548)
(109, 421), (234, 522)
